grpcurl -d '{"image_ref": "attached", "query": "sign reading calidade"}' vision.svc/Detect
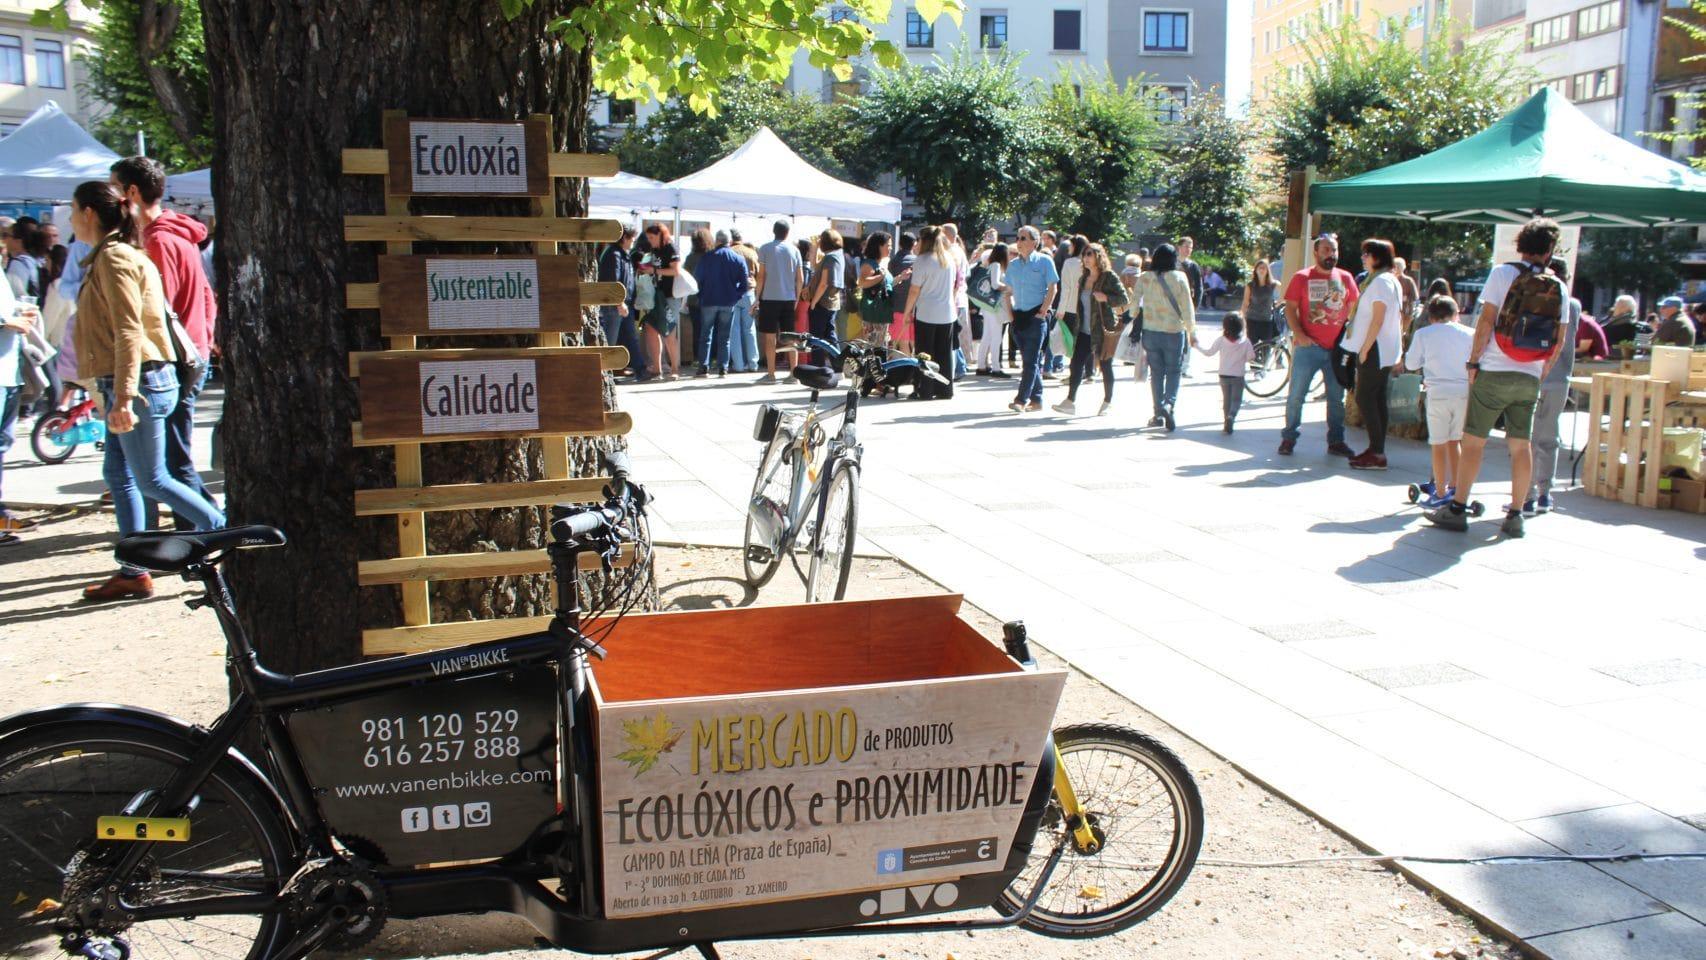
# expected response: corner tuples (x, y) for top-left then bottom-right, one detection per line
(357, 352), (605, 442)
(376, 255), (584, 336)
(595, 671), (1066, 919)
(418, 359), (540, 436)
(384, 116), (550, 197)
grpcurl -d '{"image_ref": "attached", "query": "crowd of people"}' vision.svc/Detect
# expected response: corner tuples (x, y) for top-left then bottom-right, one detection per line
(0, 157), (220, 584)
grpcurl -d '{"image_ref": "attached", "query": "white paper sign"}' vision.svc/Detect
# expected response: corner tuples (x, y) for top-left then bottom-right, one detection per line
(408, 121), (528, 194)
(425, 259), (541, 330)
(1491, 224), (1581, 287)
(417, 359), (540, 436)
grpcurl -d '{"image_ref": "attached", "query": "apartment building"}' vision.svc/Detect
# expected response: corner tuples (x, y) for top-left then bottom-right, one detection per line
(0, 0), (103, 135)
(1249, 0), (1438, 104)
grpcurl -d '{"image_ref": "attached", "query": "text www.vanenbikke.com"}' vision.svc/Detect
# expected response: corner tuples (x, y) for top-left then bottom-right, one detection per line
(332, 768), (553, 799)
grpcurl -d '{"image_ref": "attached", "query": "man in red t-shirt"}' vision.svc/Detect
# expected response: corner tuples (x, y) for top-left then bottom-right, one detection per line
(1279, 234), (1359, 457)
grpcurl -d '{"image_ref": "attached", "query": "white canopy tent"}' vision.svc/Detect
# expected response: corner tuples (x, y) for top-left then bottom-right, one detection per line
(0, 101), (121, 202)
(165, 167), (214, 208)
(666, 127), (902, 223)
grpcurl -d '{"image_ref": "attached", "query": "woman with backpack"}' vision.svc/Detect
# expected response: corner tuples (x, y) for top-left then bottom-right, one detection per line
(1054, 244), (1127, 417)
(857, 232), (894, 350)
(72, 180), (225, 601)
(1132, 243), (1196, 431)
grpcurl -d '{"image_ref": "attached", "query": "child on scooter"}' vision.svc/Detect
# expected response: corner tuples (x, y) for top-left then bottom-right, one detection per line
(1396, 295), (1473, 508)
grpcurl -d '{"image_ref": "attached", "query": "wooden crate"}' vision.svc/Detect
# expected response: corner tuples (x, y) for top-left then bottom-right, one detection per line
(1584, 373), (1668, 508)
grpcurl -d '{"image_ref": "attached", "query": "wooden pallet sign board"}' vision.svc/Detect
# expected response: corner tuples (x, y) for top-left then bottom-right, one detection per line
(357, 352), (605, 442)
(384, 116), (550, 197)
(376, 254), (584, 335)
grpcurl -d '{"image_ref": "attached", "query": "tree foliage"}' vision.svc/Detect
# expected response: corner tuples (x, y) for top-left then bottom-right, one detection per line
(614, 85), (863, 183)
(1035, 73), (1160, 243)
(1578, 228), (1693, 305)
(1645, 0), (1706, 166)
(1155, 87), (1258, 272)
(35, 0), (211, 169)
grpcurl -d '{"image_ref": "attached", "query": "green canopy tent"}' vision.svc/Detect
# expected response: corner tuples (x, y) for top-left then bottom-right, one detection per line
(1308, 88), (1706, 227)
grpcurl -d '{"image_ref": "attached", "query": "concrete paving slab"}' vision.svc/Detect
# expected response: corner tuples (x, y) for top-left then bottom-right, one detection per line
(1404, 861), (1668, 940)
(1526, 910), (1706, 960)
(1516, 804), (1706, 857)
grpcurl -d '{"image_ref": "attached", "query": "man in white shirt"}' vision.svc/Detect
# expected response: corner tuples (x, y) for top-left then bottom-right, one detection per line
(1427, 218), (1566, 539)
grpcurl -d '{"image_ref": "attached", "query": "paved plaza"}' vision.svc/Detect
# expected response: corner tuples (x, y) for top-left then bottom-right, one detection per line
(6, 369), (1706, 958)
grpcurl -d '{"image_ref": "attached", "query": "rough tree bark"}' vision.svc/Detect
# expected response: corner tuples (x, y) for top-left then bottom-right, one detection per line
(200, 0), (643, 673)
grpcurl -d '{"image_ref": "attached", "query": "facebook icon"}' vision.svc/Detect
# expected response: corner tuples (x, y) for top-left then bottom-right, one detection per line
(400, 807), (429, 834)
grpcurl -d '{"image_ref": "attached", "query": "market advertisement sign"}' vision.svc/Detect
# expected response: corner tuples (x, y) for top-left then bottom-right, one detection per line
(384, 116), (550, 197)
(357, 353), (605, 441)
(377, 255), (584, 335)
(284, 665), (560, 867)
(596, 670), (1067, 918)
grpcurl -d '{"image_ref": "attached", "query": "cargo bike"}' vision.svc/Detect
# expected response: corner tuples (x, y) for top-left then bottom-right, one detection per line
(0, 456), (1203, 960)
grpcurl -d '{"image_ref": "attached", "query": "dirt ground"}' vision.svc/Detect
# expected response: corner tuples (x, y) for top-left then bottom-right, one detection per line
(0, 510), (1522, 960)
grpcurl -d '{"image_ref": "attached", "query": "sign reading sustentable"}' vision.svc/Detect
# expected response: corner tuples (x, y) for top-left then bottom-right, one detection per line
(384, 116), (551, 197)
(377, 255), (584, 336)
(595, 671), (1067, 918)
(357, 353), (605, 442)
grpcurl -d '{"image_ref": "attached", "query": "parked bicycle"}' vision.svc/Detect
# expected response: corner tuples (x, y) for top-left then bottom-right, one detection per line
(1244, 303), (1293, 398)
(0, 452), (1203, 960)
(31, 389), (107, 463)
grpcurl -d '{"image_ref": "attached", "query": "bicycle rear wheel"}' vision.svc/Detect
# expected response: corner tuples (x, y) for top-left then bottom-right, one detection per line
(0, 723), (292, 960)
(31, 413), (78, 464)
(1245, 341), (1292, 398)
(997, 723), (1202, 938)
(743, 430), (792, 589)
(805, 461), (858, 603)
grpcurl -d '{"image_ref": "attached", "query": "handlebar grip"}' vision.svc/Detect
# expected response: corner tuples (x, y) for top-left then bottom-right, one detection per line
(551, 511), (608, 544)
(604, 450), (632, 484)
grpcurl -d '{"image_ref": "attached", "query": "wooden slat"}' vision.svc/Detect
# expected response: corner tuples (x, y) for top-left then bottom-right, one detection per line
(342, 147), (618, 179)
(1640, 379), (1665, 509)
(349, 345), (628, 377)
(344, 216), (619, 244)
(364, 617), (554, 655)
(352, 411), (632, 447)
(346, 280), (626, 310)
(354, 477), (608, 516)
(359, 542), (636, 586)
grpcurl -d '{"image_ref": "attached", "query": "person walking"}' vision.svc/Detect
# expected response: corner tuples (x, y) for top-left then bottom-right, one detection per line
(975, 243), (1011, 377)
(691, 230), (749, 377)
(636, 224), (683, 380)
(1002, 227), (1060, 413)
(888, 231), (918, 355)
(802, 229), (848, 367)
(728, 229), (761, 373)
(72, 180), (226, 600)
(1427, 218), (1567, 539)
(1132, 243), (1196, 431)
(753, 220), (804, 383)
(1279, 234), (1359, 457)
(683, 226), (712, 373)
(856, 232), (894, 350)
(1527, 257), (1582, 513)
(900, 225), (957, 400)
(0, 255), (29, 546)
(111, 157), (220, 519)
(1054, 243), (1126, 416)
(1050, 235), (1088, 381)
(1241, 259), (1278, 341)
(1194, 312), (1255, 432)
(597, 225), (640, 377)
(1343, 239), (1403, 470)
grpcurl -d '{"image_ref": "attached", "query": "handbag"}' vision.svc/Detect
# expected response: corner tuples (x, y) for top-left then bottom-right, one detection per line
(162, 304), (205, 398)
(1114, 322), (1144, 363)
(1387, 372), (1424, 426)
(1330, 326), (1358, 391)
(634, 274), (656, 312)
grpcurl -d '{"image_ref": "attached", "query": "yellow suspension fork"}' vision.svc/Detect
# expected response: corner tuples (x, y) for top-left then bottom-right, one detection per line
(1052, 743), (1101, 854)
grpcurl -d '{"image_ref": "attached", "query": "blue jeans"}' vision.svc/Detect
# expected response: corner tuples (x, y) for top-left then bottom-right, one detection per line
(729, 298), (758, 371)
(1281, 343), (1346, 445)
(165, 361), (218, 524)
(699, 305), (734, 370)
(1013, 309), (1047, 405)
(600, 305), (642, 373)
(0, 383), (17, 516)
(101, 369), (226, 575)
(1143, 329), (1184, 416)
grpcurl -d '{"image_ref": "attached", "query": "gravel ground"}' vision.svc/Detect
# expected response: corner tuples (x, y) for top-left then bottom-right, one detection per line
(0, 511), (1522, 960)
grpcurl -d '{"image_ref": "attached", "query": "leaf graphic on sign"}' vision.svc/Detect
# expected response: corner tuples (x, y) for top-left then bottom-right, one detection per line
(616, 711), (683, 775)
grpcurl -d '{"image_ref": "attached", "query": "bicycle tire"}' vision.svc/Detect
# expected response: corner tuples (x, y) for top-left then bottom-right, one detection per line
(805, 461), (858, 603)
(31, 412), (78, 464)
(996, 723), (1203, 938)
(1245, 341), (1292, 398)
(742, 430), (792, 589)
(0, 722), (293, 960)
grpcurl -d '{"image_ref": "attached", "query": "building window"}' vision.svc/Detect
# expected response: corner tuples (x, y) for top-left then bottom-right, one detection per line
(1143, 11), (1190, 52)
(1054, 9), (1082, 51)
(905, 9), (935, 47)
(1576, 0), (1622, 38)
(1528, 13), (1572, 49)
(1151, 84), (1189, 122)
(1473, 0), (1524, 30)
(0, 36), (21, 86)
(34, 39), (64, 89)
(1570, 65), (1620, 102)
(980, 12), (1008, 48)
(607, 99), (635, 124)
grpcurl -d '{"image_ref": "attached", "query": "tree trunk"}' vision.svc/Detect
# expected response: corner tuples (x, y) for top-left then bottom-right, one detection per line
(201, 0), (641, 673)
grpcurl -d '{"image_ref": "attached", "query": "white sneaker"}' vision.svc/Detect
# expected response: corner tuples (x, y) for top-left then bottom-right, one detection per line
(1052, 400), (1075, 415)
(1097, 401), (1112, 416)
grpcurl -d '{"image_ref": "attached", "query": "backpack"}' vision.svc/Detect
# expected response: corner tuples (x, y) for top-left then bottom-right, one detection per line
(967, 263), (999, 312)
(1493, 262), (1564, 363)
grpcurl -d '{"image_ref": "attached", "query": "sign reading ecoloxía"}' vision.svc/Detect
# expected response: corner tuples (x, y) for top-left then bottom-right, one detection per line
(595, 671), (1067, 918)
(384, 116), (550, 197)
(357, 353), (605, 442)
(377, 255), (584, 336)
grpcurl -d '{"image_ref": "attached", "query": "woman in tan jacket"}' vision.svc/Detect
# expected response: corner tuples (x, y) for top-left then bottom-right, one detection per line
(73, 180), (224, 601)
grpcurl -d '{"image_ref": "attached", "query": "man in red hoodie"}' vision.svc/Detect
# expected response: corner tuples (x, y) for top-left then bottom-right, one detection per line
(111, 156), (219, 521)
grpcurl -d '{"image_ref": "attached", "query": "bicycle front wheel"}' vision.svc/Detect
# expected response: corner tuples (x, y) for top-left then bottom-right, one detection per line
(743, 431), (792, 589)
(1245, 341), (1292, 398)
(997, 724), (1202, 938)
(31, 413), (78, 463)
(805, 461), (858, 603)
(0, 723), (292, 960)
